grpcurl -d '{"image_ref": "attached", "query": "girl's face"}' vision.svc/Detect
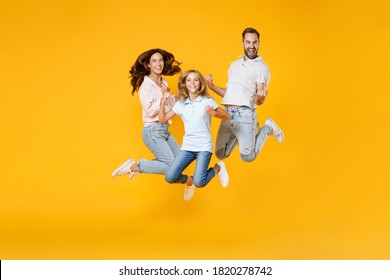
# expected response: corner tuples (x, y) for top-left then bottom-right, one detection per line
(185, 72), (201, 94)
(147, 52), (164, 75)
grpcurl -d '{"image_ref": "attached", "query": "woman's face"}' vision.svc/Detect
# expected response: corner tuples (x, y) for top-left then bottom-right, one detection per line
(147, 52), (164, 75)
(185, 72), (201, 94)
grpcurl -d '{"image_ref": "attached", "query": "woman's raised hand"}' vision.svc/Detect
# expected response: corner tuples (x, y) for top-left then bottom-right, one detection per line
(161, 83), (171, 95)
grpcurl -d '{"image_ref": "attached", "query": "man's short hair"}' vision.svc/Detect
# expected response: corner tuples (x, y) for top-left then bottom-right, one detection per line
(242, 27), (260, 41)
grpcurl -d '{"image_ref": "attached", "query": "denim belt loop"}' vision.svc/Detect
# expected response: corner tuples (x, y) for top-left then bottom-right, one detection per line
(225, 105), (253, 112)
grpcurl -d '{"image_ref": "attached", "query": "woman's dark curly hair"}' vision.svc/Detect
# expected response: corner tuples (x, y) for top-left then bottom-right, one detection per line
(129, 48), (182, 95)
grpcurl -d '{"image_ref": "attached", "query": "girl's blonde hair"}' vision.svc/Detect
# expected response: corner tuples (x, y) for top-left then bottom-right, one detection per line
(176, 70), (211, 101)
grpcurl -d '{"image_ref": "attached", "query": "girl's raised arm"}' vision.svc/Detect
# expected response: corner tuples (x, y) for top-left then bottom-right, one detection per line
(205, 105), (231, 121)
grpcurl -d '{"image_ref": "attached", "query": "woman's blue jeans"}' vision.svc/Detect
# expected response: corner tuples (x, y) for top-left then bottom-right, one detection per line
(138, 123), (180, 175)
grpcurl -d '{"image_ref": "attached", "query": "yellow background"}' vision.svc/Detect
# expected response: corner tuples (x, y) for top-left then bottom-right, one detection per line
(1, 0), (390, 259)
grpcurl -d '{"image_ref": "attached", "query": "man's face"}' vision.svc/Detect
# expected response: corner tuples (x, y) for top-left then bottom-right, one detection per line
(242, 32), (260, 60)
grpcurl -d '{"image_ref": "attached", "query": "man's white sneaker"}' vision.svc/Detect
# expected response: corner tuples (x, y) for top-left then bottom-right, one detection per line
(111, 158), (134, 178)
(216, 161), (229, 188)
(184, 184), (195, 201)
(265, 118), (284, 143)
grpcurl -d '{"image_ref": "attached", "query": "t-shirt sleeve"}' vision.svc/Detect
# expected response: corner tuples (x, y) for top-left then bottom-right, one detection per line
(208, 98), (219, 110)
(139, 87), (161, 118)
(172, 101), (181, 115)
(257, 63), (271, 88)
(226, 62), (234, 87)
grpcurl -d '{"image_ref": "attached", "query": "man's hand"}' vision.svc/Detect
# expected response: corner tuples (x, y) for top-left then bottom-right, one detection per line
(257, 89), (267, 97)
(256, 89), (268, 105)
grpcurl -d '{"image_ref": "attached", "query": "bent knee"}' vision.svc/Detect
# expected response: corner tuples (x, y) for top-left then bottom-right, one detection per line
(215, 149), (227, 160)
(165, 173), (177, 184)
(193, 179), (207, 188)
(240, 153), (256, 162)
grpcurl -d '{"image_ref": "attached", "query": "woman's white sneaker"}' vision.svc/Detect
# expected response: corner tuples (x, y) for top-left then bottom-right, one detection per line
(111, 158), (134, 178)
(216, 161), (229, 188)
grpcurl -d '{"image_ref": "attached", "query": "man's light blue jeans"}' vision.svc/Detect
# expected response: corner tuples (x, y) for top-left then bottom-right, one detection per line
(215, 106), (271, 162)
(165, 150), (216, 188)
(138, 123), (180, 174)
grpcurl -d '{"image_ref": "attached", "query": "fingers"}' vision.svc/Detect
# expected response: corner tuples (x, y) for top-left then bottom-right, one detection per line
(205, 105), (214, 115)
(205, 74), (213, 84)
(258, 89), (267, 97)
(161, 84), (171, 94)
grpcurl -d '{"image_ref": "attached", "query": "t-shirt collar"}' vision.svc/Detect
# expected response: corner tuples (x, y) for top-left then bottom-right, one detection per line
(184, 95), (204, 104)
(239, 55), (262, 62)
